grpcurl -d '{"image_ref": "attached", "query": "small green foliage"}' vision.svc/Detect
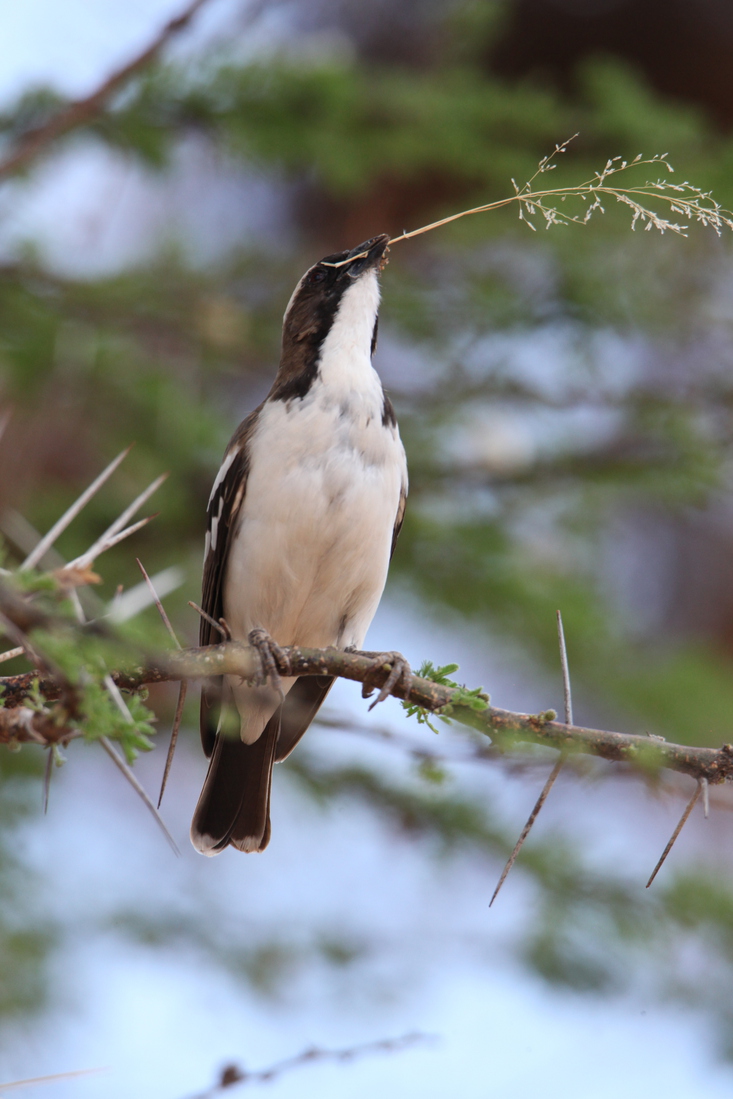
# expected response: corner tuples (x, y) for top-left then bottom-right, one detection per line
(401, 659), (489, 732)
(74, 681), (155, 763)
(416, 660), (461, 685)
(7, 596), (158, 761)
(22, 680), (48, 715)
(443, 684), (491, 714)
(11, 569), (58, 595)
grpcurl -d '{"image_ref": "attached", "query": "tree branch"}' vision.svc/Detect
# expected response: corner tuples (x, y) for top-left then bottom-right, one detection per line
(2, 639), (733, 784)
(0, 0), (213, 181)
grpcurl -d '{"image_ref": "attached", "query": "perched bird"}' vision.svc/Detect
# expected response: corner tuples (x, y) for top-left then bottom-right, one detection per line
(191, 233), (408, 855)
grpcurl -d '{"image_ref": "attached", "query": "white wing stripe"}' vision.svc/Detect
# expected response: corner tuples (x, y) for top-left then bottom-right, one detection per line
(207, 448), (239, 507)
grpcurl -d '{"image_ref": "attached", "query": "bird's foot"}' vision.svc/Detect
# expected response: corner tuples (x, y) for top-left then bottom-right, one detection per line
(248, 628), (292, 692)
(359, 650), (412, 710)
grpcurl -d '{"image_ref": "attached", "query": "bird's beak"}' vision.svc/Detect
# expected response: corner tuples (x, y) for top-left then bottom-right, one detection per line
(345, 233), (391, 278)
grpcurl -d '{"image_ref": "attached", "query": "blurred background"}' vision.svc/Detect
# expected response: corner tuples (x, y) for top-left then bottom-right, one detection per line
(4, 0), (733, 1095)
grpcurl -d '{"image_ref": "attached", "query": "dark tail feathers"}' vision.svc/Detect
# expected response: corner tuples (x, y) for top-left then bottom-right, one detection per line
(191, 675), (334, 854)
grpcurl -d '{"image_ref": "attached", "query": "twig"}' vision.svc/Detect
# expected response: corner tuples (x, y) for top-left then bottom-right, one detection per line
(2, 592), (733, 786)
(557, 609), (573, 726)
(0, 0), (214, 181)
(65, 514), (157, 570)
(108, 565), (184, 623)
(0, 646), (24, 664)
(135, 557), (188, 807)
(646, 782), (702, 888)
(185, 1033), (433, 1098)
(67, 470), (167, 569)
(488, 610), (572, 906)
(94, 472), (167, 547)
(21, 446), (131, 570)
(159, 679), (187, 808)
(7, 519), (178, 845)
(489, 755), (565, 908)
(42, 745), (53, 814)
(136, 558), (181, 648)
(99, 731), (179, 856)
(189, 600), (229, 638)
(2, 510), (65, 566)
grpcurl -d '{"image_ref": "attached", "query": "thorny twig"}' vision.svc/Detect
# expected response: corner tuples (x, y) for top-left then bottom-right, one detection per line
(1, 467), (176, 846)
(316, 708), (733, 812)
(21, 446), (131, 570)
(4, 626), (733, 786)
(66, 469), (167, 570)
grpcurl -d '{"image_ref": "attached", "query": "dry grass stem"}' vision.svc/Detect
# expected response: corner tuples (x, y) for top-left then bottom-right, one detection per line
(324, 139), (733, 268)
(646, 782), (702, 888)
(21, 446), (131, 570)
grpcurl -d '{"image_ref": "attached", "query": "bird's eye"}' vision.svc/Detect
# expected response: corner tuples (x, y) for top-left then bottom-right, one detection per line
(309, 268), (327, 284)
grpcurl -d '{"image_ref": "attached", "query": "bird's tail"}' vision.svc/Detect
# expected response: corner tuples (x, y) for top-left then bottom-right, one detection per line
(191, 709), (278, 855)
(191, 674), (335, 855)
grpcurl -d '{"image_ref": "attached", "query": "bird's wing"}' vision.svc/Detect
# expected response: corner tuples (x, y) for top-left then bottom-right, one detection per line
(391, 479), (407, 559)
(199, 411), (258, 757)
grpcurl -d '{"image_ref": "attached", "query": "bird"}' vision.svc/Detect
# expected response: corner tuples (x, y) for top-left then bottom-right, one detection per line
(191, 233), (408, 855)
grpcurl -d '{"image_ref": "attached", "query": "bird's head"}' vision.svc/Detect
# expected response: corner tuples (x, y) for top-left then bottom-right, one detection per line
(281, 234), (390, 361)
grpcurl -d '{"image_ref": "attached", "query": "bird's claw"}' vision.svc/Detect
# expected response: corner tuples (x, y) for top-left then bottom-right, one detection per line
(360, 651), (412, 710)
(248, 628), (291, 691)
